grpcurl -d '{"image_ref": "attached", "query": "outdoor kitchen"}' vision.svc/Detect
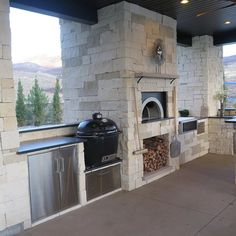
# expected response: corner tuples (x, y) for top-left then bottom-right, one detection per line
(60, 2), (181, 190)
(1, 0), (236, 235)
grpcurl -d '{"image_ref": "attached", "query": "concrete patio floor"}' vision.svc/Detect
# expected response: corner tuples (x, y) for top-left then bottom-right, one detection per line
(18, 154), (236, 236)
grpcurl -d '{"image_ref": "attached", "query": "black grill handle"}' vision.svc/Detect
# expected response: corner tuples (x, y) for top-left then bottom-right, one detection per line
(92, 112), (102, 120)
(77, 130), (122, 138)
(98, 170), (111, 176)
(77, 135), (99, 138)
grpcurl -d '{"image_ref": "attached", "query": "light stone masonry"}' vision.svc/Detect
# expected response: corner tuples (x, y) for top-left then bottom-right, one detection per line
(208, 118), (234, 155)
(0, 160), (31, 233)
(0, 103), (15, 117)
(3, 117), (17, 131)
(60, 1), (178, 191)
(179, 119), (209, 164)
(2, 45), (11, 60)
(0, 0), (26, 234)
(19, 126), (78, 143)
(177, 36), (224, 117)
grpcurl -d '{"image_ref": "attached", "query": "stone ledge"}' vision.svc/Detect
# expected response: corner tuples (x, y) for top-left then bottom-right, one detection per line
(19, 122), (79, 134)
(142, 166), (174, 184)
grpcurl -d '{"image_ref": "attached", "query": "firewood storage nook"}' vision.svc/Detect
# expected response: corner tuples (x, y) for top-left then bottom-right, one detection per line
(143, 134), (169, 173)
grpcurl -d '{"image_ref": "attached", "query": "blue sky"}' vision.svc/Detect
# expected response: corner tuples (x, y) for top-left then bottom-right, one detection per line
(9, 8), (236, 63)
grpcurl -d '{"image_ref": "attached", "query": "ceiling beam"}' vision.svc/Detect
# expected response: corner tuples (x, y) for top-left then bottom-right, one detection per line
(177, 31), (192, 47)
(10, 0), (98, 25)
(214, 29), (236, 46)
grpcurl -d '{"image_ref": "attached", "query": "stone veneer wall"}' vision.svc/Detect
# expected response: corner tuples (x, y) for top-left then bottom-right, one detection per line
(208, 118), (234, 155)
(0, 0), (31, 233)
(177, 36), (224, 117)
(60, 1), (177, 190)
(60, 1), (177, 123)
(179, 119), (209, 164)
(19, 126), (78, 142)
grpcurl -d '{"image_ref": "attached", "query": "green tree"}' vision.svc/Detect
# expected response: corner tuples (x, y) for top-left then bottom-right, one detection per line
(28, 79), (49, 126)
(52, 79), (62, 123)
(16, 80), (26, 126)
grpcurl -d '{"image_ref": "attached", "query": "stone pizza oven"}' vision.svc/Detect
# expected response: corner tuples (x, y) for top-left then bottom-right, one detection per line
(142, 92), (167, 122)
(60, 2), (179, 190)
(137, 73), (178, 182)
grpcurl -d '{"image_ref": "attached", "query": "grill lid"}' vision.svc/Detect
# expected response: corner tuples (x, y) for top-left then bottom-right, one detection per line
(77, 113), (118, 136)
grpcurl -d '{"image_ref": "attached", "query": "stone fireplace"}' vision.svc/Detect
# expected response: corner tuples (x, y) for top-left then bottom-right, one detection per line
(60, 1), (179, 191)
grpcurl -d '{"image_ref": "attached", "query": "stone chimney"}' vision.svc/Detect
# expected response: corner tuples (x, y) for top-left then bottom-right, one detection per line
(60, 1), (178, 190)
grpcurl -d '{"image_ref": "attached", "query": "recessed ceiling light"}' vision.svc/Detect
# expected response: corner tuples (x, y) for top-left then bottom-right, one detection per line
(225, 21), (231, 25)
(181, 0), (189, 4)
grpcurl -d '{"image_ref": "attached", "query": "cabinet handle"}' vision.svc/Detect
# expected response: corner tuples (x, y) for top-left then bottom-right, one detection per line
(55, 159), (60, 173)
(60, 157), (65, 173)
(98, 171), (111, 176)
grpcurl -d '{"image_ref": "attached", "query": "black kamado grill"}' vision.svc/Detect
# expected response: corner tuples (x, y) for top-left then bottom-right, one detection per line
(77, 113), (120, 169)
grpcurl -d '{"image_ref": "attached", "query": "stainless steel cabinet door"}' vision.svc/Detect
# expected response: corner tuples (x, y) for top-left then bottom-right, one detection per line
(86, 171), (101, 201)
(28, 151), (60, 223)
(101, 165), (121, 195)
(59, 146), (79, 210)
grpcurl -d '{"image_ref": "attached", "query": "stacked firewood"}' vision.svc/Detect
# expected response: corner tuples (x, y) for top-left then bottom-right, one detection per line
(143, 135), (169, 172)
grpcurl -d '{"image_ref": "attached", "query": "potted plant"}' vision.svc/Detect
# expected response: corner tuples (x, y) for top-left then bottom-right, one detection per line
(179, 109), (189, 117)
(214, 89), (227, 117)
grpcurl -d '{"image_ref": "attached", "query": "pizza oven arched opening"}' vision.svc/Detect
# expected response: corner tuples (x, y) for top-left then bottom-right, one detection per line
(142, 97), (164, 122)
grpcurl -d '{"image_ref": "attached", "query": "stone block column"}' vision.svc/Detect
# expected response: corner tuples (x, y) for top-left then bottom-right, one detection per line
(60, 2), (177, 191)
(177, 36), (224, 117)
(0, 1), (30, 233)
(0, 0), (19, 164)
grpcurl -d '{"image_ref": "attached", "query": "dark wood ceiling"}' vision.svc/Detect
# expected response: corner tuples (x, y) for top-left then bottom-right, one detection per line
(10, 0), (236, 46)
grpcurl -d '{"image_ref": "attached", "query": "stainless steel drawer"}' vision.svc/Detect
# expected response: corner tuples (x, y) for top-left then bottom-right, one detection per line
(86, 164), (121, 201)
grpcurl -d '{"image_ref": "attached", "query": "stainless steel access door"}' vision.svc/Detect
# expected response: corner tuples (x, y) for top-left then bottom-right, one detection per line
(59, 146), (79, 210)
(28, 150), (61, 223)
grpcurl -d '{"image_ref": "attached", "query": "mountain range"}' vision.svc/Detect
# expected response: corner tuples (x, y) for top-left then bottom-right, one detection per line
(223, 55), (236, 65)
(13, 62), (62, 76)
(223, 55), (236, 108)
(13, 61), (62, 101)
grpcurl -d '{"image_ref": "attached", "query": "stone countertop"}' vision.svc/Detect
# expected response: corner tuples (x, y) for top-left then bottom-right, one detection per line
(208, 116), (236, 119)
(197, 117), (208, 120)
(177, 117), (208, 121)
(178, 116), (236, 120)
(182, 116), (235, 120)
(225, 118), (236, 123)
(18, 122), (80, 133)
(17, 136), (86, 154)
(142, 117), (175, 124)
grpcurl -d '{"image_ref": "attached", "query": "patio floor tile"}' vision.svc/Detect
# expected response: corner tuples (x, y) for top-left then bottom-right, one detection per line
(196, 216), (236, 236)
(18, 154), (236, 236)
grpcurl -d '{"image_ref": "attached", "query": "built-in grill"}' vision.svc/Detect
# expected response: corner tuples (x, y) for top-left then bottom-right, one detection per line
(76, 113), (120, 170)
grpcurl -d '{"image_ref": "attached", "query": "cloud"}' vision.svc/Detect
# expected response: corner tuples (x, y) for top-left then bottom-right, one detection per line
(224, 43), (236, 57)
